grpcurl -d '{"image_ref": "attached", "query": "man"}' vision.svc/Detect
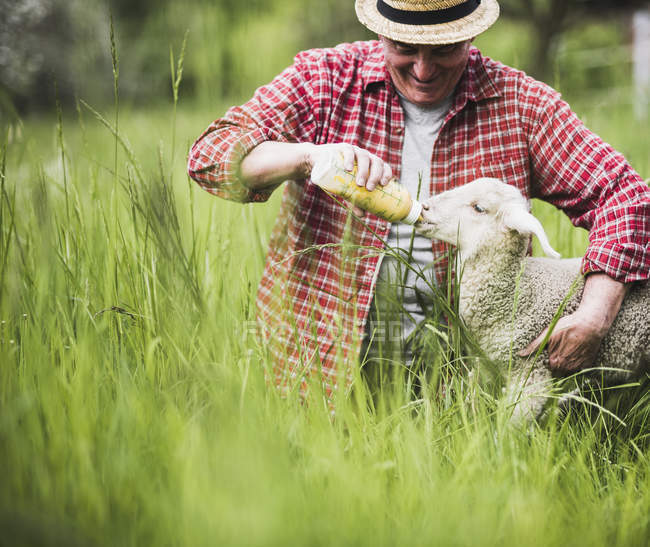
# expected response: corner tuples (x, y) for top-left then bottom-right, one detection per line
(187, 0), (650, 398)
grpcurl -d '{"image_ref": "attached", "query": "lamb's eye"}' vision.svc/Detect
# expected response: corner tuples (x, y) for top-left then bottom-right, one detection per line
(473, 203), (486, 213)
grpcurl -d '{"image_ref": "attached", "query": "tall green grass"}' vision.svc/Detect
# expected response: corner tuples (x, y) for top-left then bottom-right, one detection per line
(1, 59), (649, 547)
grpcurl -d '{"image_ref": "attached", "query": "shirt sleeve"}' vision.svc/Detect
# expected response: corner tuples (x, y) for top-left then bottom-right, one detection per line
(525, 84), (650, 283)
(187, 54), (319, 203)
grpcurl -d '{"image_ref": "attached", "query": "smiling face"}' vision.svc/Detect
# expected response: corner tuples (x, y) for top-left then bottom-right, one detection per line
(379, 36), (472, 106)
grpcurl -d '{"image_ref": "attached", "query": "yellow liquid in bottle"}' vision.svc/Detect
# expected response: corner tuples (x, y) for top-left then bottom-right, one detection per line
(311, 152), (422, 224)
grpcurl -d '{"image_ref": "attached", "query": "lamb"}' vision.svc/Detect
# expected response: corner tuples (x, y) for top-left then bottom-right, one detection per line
(415, 177), (650, 423)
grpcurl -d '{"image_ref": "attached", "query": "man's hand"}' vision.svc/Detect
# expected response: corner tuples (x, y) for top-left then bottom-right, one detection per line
(518, 309), (609, 373)
(306, 143), (393, 216)
(518, 273), (629, 374)
(304, 143), (393, 190)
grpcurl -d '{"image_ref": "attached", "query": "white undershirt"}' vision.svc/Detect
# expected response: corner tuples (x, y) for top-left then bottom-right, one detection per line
(371, 92), (453, 356)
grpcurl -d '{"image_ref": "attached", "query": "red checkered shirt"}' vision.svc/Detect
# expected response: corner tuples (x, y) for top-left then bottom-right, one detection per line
(188, 41), (650, 397)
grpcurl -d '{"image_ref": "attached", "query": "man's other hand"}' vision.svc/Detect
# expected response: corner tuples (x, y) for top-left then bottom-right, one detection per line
(518, 273), (629, 374)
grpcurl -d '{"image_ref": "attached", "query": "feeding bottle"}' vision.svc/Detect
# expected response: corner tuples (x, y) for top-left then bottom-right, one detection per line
(310, 152), (423, 225)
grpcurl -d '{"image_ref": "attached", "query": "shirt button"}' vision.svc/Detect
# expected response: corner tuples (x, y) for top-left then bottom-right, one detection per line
(395, 127), (404, 135)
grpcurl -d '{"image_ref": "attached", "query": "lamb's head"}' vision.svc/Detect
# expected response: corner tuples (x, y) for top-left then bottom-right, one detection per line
(416, 178), (560, 260)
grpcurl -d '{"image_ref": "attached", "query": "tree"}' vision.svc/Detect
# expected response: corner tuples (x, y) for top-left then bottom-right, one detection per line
(0, 0), (110, 114)
(499, 0), (649, 82)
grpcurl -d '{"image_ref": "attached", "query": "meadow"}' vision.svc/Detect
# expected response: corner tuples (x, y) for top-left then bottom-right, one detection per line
(1, 19), (650, 547)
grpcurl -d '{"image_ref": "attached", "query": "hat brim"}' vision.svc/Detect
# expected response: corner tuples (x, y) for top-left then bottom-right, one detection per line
(355, 0), (500, 44)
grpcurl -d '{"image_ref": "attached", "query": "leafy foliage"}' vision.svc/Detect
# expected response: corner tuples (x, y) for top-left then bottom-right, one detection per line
(0, 0), (646, 114)
(0, 0), (111, 114)
(499, 0), (647, 79)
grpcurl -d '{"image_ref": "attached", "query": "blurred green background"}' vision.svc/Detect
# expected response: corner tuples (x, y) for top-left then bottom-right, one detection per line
(1, 3), (649, 546)
(1, 0), (649, 116)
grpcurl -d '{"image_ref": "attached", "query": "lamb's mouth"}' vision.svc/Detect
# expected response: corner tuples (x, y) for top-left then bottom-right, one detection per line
(415, 220), (437, 232)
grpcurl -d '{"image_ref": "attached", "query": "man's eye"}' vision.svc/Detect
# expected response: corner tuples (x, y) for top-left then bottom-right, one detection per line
(473, 203), (486, 213)
(396, 46), (416, 55)
(435, 45), (458, 55)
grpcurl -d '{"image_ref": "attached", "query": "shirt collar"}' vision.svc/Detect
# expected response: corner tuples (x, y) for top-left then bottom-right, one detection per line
(456, 47), (501, 102)
(361, 43), (501, 103)
(360, 42), (387, 89)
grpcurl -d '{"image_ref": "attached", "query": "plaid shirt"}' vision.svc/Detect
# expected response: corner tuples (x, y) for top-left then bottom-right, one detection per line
(188, 41), (650, 397)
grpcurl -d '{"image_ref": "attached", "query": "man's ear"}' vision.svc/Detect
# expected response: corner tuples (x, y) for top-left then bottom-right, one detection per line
(501, 207), (561, 259)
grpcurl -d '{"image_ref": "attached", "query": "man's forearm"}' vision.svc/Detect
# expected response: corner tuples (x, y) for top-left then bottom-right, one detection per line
(239, 141), (395, 195)
(238, 142), (315, 190)
(577, 273), (629, 334)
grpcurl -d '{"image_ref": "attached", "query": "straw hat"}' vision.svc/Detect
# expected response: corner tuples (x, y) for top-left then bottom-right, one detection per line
(355, 0), (500, 44)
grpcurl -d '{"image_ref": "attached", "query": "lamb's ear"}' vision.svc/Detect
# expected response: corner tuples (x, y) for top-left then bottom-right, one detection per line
(501, 207), (561, 259)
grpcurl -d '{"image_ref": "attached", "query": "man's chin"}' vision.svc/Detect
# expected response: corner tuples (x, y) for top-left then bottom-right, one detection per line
(407, 92), (446, 106)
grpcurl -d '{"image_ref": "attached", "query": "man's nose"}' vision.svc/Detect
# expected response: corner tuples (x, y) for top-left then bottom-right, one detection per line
(412, 56), (437, 82)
